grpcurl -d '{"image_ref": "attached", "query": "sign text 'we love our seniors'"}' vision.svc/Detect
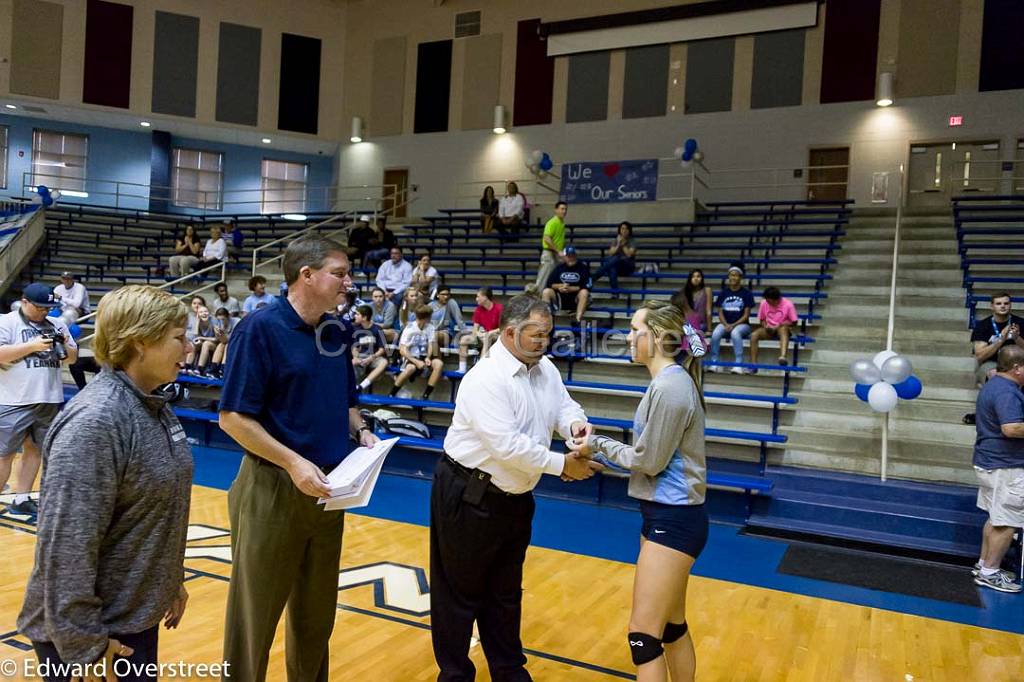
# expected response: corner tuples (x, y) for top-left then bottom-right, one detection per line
(558, 159), (659, 204)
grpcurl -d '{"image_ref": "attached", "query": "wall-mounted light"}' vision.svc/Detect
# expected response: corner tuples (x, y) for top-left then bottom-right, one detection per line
(351, 116), (364, 143)
(5, 104), (17, 110)
(261, 137), (272, 144)
(282, 213), (307, 221)
(493, 105), (507, 134)
(139, 121), (151, 127)
(876, 72), (894, 107)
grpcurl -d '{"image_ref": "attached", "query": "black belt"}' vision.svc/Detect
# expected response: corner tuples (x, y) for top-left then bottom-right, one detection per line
(443, 454), (520, 497)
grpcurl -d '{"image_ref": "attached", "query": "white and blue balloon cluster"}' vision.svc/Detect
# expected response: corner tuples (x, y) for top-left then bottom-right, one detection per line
(31, 185), (61, 207)
(849, 350), (922, 413)
(526, 150), (554, 175)
(673, 138), (702, 168)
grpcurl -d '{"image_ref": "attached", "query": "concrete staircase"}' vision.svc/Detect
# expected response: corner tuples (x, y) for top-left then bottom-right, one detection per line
(777, 210), (976, 484)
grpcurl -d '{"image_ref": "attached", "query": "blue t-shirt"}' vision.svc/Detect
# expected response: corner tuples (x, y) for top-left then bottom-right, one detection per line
(243, 292), (276, 314)
(974, 375), (1024, 470)
(219, 298), (358, 469)
(715, 287), (755, 325)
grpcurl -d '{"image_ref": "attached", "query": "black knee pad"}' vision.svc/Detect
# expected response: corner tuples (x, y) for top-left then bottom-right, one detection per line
(628, 631), (664, 666)
(663, 621), (688, 643)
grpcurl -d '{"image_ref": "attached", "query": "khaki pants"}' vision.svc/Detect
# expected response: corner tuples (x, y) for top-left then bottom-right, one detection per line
(223, 455), (345, 682)
(533, 250), (557, 291)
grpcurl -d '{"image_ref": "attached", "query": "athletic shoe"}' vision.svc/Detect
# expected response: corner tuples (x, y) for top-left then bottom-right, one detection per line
(8, 498), (39, 516)
(730, 366), (744, 375)
(707, 365), (722, 374)
(973, 562), (1015, 581)
(975, 570), (1022, 593)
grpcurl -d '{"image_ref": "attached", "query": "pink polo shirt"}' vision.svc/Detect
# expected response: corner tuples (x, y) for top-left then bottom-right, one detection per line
(758, 298), (798, 328)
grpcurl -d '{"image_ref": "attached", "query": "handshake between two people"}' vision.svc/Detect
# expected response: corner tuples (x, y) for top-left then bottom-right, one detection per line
(561, 421), (604, 482)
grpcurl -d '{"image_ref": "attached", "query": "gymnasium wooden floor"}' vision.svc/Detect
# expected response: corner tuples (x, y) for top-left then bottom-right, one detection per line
(1, 483), (1023, 681)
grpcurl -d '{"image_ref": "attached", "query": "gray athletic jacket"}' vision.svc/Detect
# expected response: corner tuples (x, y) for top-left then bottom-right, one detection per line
(588, 364), (707, 505)
(18, 370), (193, 664)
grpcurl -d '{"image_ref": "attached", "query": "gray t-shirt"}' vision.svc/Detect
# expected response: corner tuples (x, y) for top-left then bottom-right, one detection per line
(211, 295), (241, 317)
(0, 310), (77, 405)
(589, 363), (707, 505)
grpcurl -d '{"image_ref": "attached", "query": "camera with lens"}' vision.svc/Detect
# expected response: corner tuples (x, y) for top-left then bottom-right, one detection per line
(40, 329), (68, 360)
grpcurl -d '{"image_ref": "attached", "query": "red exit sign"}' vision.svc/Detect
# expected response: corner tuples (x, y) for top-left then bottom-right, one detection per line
(949, 115), (964, 126)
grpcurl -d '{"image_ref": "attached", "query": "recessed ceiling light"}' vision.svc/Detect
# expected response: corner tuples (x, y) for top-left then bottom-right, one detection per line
(261, 138), (272, 144)
(140, 121), (152, 127)
(4, 104), (16, 110)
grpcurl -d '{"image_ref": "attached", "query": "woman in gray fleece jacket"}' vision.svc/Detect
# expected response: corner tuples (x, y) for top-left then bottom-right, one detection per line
(568, 300), (707, 682)
(18, 285), (193, 682)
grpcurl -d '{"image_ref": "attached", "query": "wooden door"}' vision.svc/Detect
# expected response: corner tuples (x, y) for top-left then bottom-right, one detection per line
(382, 169), (408, 219)
(808, 148), (849, 201)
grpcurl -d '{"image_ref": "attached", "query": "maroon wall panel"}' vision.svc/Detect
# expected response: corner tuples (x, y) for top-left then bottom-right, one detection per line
(83, 0), (134, 108)
(513, 18), (555, 127)
(819, 0), (881, 104)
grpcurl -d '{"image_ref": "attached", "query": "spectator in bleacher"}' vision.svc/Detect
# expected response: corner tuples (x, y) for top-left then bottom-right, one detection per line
(411, 254), (440, 298)
(198, 224), (226, 271)
(542, 246), (591, 324)
(376, 246), (413, 306)
(672, 269), (714, 335)
(480, 185), (499, 234)
(17, 285), (192, 679)
(391, 305), (444, 400)
(972, 344), (1024, 593)
(370, 286), (399, 343)
(567, 299), (706, 680)
(222, 219), (243, 263)
(213, 281), (241, 318)
(431, 285), (464, 348)
(209, 307), (238, 377)
(363, 217), (398, 268)
(242, 275), (274, 316)
(591, 221), (637, 292)
(529, 201), (568, 293)
(168, 224), (201, 277)
(0, 283), (79, 517)
(186, 294), (206, 331)
(337, 290), (367, 322)
(185, 305), (218, 376)
(458, 286), (503, 373)
(347, 215), (376, 264)
(972, 293), (1024, 387)
(53, 271), (90, 325)
(352, 305), (389, 393)
(498, 181), (526, 242)
(749, 286), (798, 370)
(398, 286), (428, 331)
(709, 266), (754, 374)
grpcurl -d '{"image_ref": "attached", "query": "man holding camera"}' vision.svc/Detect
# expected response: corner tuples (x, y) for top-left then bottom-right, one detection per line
(0, 284), (77, 516)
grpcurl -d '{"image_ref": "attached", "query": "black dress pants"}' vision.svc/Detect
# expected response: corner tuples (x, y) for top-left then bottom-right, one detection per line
(430, 456), (535, 682)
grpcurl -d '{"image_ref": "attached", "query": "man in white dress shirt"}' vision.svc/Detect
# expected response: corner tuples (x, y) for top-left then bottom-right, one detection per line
(53, 272), (90, 326)
(375, 246), (413, 306)
(430, 294), (600, 681)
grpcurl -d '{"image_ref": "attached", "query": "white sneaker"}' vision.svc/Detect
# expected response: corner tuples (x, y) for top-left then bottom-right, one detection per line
(707, 365), (722, 374)
(975, 570), (1022, 593)
(973, 562), (1015, 581)
(730, 366), (744, 375)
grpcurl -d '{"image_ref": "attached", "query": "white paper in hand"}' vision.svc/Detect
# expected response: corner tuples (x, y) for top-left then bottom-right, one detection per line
(319, 437), (399, 511)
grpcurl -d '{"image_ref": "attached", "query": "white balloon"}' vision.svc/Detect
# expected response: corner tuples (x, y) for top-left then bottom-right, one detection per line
(693, 150), (704, 162)
(50, 189), (61, 202)
(873, 349), (898, 370)
(674, 146), (684, 159)
(849, 358), (881, 384)
(868, 382), (898, 413)
(31, 194), (42, 205)
(880, 355), (913, 384)
(530, 150), (544, 164)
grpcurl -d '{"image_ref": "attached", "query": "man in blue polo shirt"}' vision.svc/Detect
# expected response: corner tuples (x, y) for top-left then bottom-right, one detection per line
(973, 344), (1024, 593)
(219, 236), (379, 681)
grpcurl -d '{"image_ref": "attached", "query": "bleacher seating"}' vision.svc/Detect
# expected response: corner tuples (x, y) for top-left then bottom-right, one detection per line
(952, 195), (1024, 326)
(28, 197), (849, 514)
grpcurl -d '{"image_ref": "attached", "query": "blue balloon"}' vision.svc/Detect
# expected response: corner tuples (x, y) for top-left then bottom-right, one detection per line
(894, 375), (922, 400)
(68, 323), (81, 340)
(684, 138), (698, 152)
(854, 383), (871, 402)
(47, 308), (61, 318)
(539, 153), (553, 172)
